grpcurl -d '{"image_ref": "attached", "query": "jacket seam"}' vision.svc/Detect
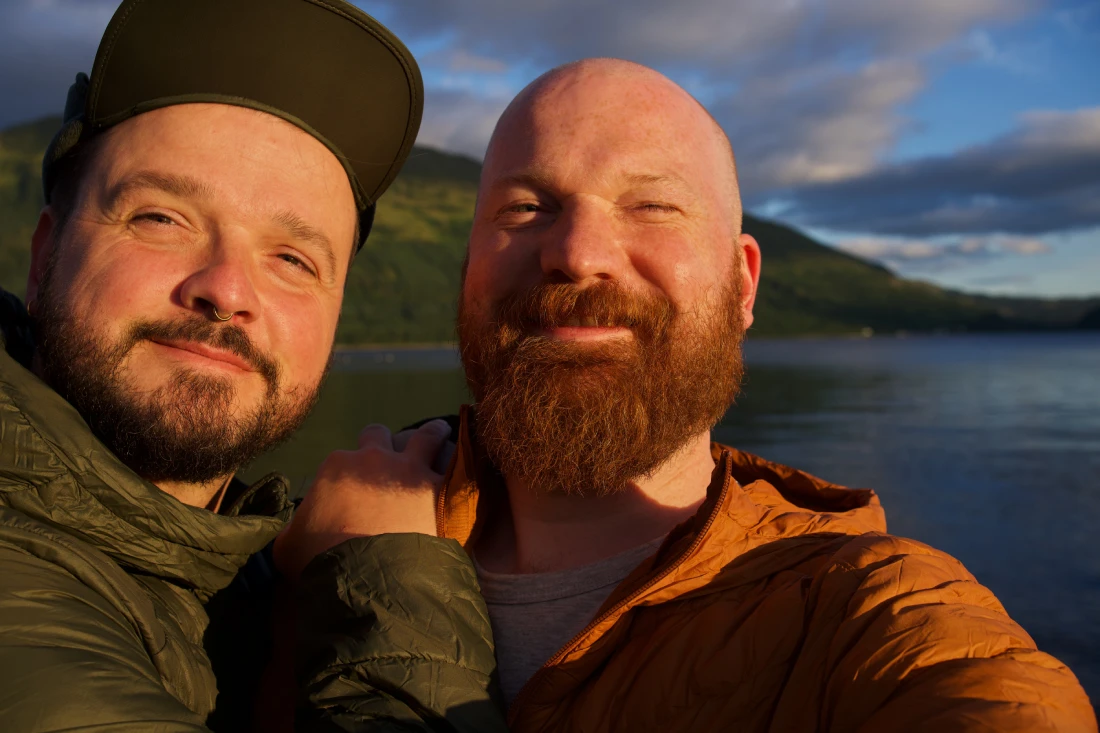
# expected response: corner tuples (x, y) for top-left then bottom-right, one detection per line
(321, 652), (490, 675)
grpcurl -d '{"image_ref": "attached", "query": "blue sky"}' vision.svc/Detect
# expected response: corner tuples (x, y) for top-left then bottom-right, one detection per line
(1, 0), (1097, 298)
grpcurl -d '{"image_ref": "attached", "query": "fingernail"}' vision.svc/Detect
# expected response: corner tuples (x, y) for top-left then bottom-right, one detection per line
(424, 419), (451, 436)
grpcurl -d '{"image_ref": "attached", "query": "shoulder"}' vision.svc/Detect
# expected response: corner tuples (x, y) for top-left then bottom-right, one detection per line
(0, 510), (214, 730)
(812, 532), (1006, 617)
(828, 532), (974, 579)
(0, 505), (163, 626)
(798, 533), (1097, 732)
(800, 532), (1042, 686)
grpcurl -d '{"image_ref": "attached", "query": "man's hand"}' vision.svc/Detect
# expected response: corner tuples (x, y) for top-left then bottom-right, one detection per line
(273, 419), (453, 581)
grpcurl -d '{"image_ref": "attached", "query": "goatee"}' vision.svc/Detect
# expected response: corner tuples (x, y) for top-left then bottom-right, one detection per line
(458, 278), (745, 497)
(33, 279), (323, 485)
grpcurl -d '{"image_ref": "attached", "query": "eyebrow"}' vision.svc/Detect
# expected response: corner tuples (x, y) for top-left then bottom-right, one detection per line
(491, 170), (557, 193)
(491, 169), (694, 195)
(621, 172), (693, 191)
(105, 170), (215, 208)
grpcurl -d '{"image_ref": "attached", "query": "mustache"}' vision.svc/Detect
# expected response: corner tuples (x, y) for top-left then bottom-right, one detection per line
(127, 317), (280, 385)
(493, 282), (674, 340)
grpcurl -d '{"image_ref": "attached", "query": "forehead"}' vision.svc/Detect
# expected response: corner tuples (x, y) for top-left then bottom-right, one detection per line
(90, 104), (356, 227)
(486, 71), (729, 193)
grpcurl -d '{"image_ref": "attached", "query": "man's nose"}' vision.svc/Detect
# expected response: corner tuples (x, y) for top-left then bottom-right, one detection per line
(539, 200), (629, 284)
(178, 235), (261, 322)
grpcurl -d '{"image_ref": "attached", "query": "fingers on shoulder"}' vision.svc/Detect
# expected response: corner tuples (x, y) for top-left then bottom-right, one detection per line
(357, 424), (394, 450)
(401, 419), (452, 465)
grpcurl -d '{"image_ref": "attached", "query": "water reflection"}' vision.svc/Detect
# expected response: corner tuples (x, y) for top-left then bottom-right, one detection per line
(242, 333), (1100, 701)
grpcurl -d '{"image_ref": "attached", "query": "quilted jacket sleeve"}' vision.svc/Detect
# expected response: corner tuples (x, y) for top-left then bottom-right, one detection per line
(294, 533), (508, 733)
(0, 513), (211, 732)
(784, 534), (1097, 733)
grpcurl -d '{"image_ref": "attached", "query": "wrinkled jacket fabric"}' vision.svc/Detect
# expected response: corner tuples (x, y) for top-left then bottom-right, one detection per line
(439, 406), (1097, 732)
(0, 290), (504, 732)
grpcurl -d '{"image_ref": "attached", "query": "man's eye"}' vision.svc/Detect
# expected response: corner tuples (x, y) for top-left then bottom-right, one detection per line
(636, 202), (677, 213)
(134, 212), (176, 226)
(496, 202), (549, 226)
(279, 253), (316, 276)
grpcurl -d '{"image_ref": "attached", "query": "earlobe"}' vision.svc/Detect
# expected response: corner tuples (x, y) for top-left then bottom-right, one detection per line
(26, 208), (57, 315)
(737, 233), (762, 329)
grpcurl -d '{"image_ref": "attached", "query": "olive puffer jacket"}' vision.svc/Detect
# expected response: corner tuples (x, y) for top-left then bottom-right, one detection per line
(439, 406), (1098, 732)
(0, 290), (505, 732)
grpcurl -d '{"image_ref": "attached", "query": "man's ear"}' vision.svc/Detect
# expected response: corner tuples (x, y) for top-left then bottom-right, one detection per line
(26, 207), (58, 316)
(737, 232), (762, 330)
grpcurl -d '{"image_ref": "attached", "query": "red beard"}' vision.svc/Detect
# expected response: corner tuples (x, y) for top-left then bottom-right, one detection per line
(458, 278), (746, 496)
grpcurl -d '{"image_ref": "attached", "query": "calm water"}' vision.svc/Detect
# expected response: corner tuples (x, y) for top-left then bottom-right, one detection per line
(243, 332), (1100, 702)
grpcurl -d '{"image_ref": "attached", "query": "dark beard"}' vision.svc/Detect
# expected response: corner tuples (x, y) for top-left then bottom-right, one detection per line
(458, 278), (745, 497)
(33, 280), (324, 485)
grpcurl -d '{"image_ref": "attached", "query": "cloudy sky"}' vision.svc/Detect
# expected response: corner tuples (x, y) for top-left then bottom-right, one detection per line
(2, 0), (1097, 297)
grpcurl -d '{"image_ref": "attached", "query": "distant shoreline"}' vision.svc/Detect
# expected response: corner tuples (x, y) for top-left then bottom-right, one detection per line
(335, 342), (458, 352)
(332, 328), (1099, 354)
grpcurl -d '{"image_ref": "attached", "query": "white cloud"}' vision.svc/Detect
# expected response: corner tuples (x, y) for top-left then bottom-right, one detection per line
(415, 89), (510, 159)
(778, 107), (1100, 236)
(836, 234), (1052, 267)
(423, 48), (510, 75)
(358, 0), (1038, 191)
(716, 59), (925, 190)
(994, 236), (1051, 255)
(365, 0), (1035, 73)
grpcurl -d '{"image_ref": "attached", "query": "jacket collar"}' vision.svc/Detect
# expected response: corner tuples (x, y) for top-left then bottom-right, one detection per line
(438, 404), (887, 720)
(438, 405), (886, 551)
(0, 290), (291, 597)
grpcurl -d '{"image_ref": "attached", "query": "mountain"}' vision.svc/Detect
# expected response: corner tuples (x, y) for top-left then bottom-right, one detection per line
(2, 116), (1094, 342)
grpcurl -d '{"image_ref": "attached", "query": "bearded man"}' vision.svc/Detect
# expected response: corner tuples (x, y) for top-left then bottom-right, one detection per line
(286, 58), (1095, 731)
(0, 0), (503, 730)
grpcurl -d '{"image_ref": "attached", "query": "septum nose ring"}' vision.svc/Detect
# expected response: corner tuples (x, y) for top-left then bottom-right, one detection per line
(211, 305), (234, 322)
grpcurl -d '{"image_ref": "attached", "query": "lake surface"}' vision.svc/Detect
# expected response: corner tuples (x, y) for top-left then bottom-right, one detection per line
(243, 332), (1100, 703)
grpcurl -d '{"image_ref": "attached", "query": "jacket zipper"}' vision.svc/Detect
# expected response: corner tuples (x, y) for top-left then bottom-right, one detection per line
(506, 454), (735, 725)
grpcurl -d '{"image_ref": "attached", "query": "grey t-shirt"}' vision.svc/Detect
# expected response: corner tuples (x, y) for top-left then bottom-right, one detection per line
(474, 537), (665, 705)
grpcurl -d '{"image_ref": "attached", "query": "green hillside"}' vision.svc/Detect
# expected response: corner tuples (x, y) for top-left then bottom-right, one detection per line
(0, 117), (57, 300)
(1, 116), (1092, 342)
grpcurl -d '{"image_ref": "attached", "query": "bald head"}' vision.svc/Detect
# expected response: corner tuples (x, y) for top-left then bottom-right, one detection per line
(482, 58), (742, 231)
(463, 56), (763, 389)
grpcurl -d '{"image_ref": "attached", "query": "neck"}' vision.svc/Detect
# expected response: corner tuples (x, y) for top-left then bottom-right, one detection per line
(476, 432), (715, 574)
(155, 476), (234, 512)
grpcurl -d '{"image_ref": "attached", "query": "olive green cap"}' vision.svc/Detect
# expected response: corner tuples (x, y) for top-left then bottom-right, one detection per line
(42, 0), (425, 250)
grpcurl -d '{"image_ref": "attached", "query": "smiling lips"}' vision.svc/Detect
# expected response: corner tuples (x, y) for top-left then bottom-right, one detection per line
(150, 339), (255, 372)
(562, 315), (610, 328)
(541, 316), (634, 341)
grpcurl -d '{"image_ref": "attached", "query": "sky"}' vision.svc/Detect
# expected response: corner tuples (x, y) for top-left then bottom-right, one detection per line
(1, 0), (1097, 298)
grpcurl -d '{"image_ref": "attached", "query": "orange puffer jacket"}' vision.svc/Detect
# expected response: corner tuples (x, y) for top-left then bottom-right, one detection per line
(438, 408), (1097, 732)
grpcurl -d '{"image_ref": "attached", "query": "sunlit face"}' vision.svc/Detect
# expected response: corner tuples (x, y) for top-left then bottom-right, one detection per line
(27, 103), (357, 482)
(458, 62), (762, 494)
(464, 63), (758, 341)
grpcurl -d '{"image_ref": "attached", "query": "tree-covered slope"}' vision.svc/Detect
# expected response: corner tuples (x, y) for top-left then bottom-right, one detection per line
(0, 117), (56, 298)
(1, 116), (1091, 342)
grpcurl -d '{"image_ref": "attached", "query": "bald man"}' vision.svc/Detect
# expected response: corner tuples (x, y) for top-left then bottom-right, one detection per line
(288, 59), (1096, 731)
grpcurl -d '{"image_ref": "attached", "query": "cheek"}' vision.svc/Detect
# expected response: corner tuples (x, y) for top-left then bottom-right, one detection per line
(55, 241), (190, 329)
(630, 238), (730, 308)
(262, 294), (339, 385)
(463, 245), (512, 309)
(467, 223), (544, 288)
(458, 281), (492, 333)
